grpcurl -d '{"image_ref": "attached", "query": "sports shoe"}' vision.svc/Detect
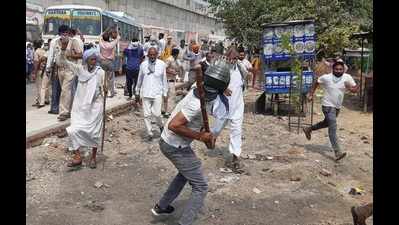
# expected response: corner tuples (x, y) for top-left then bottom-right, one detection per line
(151, 204), (174, 216)
(335, 151), (347, 162)
(303, 127), (311, 140)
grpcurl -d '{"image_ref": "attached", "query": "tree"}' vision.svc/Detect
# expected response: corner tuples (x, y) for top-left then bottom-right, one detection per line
(208, 0), (373, 57)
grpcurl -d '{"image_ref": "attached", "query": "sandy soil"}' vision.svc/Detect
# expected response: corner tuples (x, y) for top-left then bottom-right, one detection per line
(26, 88), (373, 225)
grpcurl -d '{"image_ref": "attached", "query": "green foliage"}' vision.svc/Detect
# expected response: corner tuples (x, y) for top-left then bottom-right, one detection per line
(281, 34), (303, 113)
(208, 0), (373, 57)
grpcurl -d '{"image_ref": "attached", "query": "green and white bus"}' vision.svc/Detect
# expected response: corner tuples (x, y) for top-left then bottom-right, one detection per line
(42, 5), (144, 49)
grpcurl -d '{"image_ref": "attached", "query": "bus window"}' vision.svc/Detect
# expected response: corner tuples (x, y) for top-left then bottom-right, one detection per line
(138, 28), (143, 43)
(102, 15), (112, 32)
(126, 24), (131, 41)
(71, 10), (101, 36)
(124, 23), (129, 41)
(132, 25), (138, 41)
(129, 24), (134, 41)
(44, 9), (71, 35)
(117, 21), (123, 35)
(121, 22), (127, 41)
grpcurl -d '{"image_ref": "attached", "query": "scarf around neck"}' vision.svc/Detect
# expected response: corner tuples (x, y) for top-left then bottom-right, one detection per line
(193, 86), (229, 117)
(148, 60), (156, 74)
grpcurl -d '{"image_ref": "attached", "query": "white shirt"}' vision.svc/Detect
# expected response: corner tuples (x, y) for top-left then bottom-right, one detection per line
(161, 89), (213, 148)
(45, 36), (60, 70)
(159, 38), (166, 53)
(225, 66), (245, 119)
(177, 46), (187, 60)
(318, 73), (356, 109)
(240, 58), (252, 71)
(136, 59), (168, 98)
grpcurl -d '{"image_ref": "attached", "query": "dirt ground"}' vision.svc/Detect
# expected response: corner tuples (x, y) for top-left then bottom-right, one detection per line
(26, 88), (373, 225)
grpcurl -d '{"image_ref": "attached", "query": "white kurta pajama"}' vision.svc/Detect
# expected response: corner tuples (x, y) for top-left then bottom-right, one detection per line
(59, 56), (106, 151)
(136, 59), (168, 136)
(211, 63), (247, 157)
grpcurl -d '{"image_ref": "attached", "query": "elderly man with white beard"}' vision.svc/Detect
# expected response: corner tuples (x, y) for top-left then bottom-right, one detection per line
(56, 48), (106, 169)
(135, 47), (168, 141)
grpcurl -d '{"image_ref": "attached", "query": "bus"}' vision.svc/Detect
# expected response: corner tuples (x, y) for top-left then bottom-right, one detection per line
(42, 5), (144, 51)
(26, 18), (41, 43)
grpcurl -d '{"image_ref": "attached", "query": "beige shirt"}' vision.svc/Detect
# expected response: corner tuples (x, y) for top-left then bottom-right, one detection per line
(34, 48), (46, 62)
(165, 56), (184, 80)
(67, 38), (84, 65)
(34, 48), (47, 72)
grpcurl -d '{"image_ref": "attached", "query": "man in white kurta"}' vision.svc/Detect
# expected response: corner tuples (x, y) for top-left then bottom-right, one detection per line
(238, 51), (253, 88)
(211, 54), (247, 169)
(58, 48), (105, 169)
(136, 47), (168, 141)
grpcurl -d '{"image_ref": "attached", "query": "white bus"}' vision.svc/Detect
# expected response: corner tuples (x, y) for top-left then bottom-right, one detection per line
(42, 5), (144, 49)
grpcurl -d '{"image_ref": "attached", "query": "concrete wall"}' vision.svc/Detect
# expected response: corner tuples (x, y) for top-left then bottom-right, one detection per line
(27, 0), (225, 39)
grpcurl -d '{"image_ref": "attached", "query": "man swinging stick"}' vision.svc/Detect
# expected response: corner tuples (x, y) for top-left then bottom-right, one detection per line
(151, 56), (231, 225)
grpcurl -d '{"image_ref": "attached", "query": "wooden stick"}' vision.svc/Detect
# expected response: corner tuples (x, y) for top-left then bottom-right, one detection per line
(194, 65), (210, 132)
(101, 72), (108, 171)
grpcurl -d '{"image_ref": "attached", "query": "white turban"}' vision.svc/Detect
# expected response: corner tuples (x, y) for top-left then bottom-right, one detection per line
(83, 48), (99, 63)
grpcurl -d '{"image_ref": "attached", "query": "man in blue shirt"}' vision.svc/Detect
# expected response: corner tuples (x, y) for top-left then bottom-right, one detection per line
(123, 38), (144, 102)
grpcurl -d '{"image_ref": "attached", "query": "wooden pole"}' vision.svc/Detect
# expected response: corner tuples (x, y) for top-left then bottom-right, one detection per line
(194, 65), (210, 132)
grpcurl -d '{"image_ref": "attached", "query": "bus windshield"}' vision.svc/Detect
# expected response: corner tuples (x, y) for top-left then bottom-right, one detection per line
(44, 9), (71, 35)
(71, 10), (101, 36)
(44, 18), (70, 35)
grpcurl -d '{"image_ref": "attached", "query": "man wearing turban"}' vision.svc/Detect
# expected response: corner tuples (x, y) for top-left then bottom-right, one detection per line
(57, 48), (106, 168)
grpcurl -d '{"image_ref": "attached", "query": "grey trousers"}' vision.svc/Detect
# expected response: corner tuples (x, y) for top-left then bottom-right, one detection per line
(311, 106), (341, 152)
(158, 138), (208, 225)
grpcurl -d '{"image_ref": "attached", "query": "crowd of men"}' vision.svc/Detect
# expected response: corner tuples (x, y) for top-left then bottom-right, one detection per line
(26, 24), (372, 225)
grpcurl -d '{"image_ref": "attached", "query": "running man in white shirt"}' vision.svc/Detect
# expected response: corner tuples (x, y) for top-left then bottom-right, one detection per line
(135, 47), (168, 141)
(303, 61), (359, 161)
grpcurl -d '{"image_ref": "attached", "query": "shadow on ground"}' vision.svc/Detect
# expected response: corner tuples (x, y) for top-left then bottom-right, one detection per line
(299, 144), (336, 161)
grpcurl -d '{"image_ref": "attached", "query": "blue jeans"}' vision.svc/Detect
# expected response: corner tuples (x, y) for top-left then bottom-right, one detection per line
(158, 138), (208, 225)
(50, 73), (61, 113)
(26, 63), (33, 81)
(311, 106), (341, 152)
